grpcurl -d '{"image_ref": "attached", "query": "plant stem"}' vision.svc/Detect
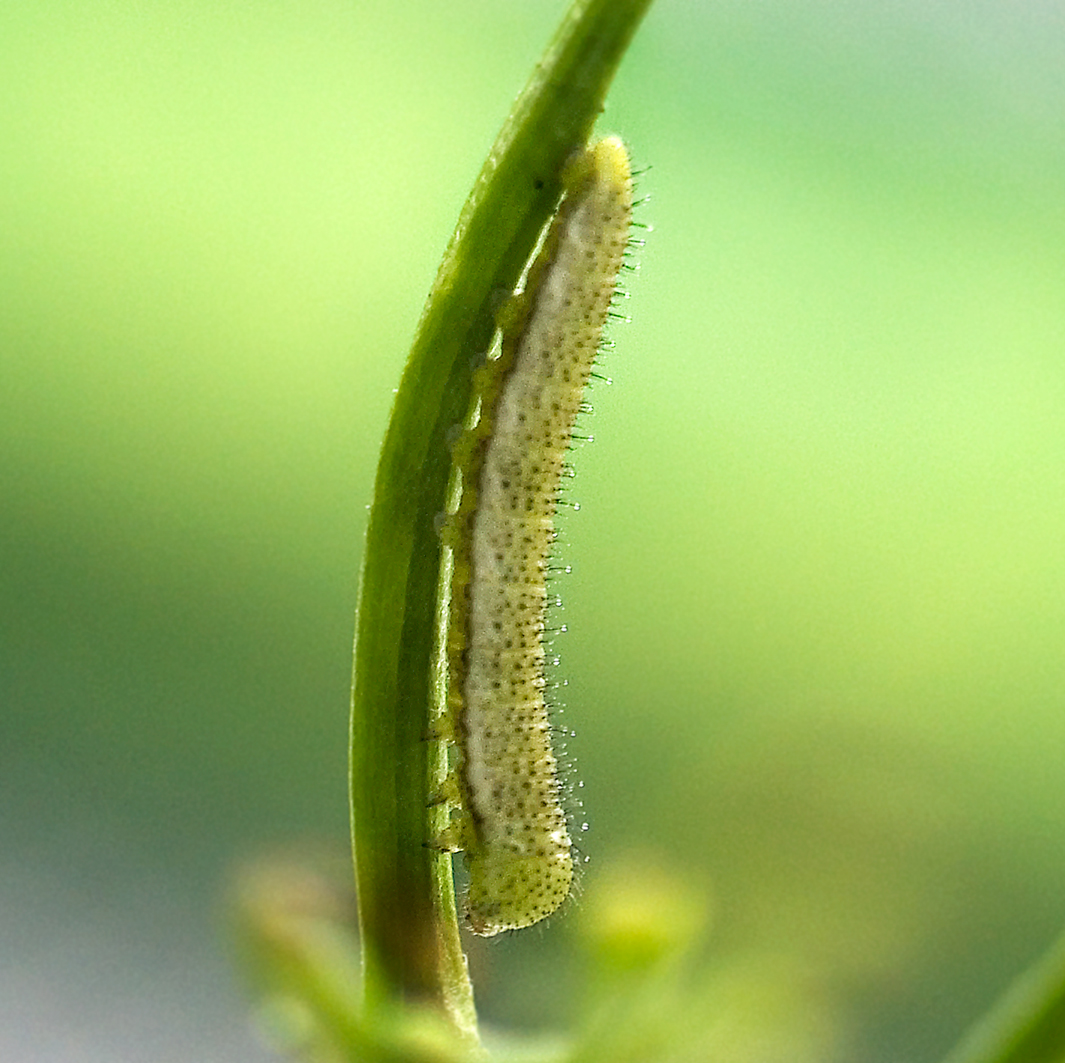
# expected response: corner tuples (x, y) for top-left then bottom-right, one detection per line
(941, 929), (1065, 1063)
(349, 0), (654, 1047)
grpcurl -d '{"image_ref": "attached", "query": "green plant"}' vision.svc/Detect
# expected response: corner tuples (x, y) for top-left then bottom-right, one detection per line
(354, 0), (656, 1055)
(231, 2), (1065, 1060)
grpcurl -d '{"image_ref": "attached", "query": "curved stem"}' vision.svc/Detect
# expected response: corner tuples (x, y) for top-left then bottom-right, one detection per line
(940, 929), (1065, 1063)
(349, 0), (655, 1046)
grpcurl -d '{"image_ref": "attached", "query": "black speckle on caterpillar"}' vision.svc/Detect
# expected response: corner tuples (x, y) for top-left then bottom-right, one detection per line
(440, 137), (634, 936)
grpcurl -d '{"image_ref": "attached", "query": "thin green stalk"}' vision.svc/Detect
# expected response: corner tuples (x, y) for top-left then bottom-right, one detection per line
(940, 929), (1065, 1063)
(349, 0), (654, 1047)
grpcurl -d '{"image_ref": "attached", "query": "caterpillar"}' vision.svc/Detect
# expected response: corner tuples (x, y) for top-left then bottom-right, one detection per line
(443, 136), (634, 936)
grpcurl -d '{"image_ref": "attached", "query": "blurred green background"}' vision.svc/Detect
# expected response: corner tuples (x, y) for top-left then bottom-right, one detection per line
(3, 1), (1064, 1060)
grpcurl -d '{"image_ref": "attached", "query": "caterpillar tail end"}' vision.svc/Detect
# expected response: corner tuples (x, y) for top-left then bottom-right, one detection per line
(464, 848), (574, 937)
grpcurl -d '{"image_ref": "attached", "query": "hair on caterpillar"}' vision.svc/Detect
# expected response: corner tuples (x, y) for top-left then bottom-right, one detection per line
(440, 136), (641, 936)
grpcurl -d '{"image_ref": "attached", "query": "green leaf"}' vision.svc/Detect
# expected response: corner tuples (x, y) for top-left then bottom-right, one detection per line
(940, 929), (1065, 1063)
(349, 0), (654, 1050)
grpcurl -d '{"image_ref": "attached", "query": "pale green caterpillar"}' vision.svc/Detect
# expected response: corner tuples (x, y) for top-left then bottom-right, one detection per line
(444, 137), (633, 936)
